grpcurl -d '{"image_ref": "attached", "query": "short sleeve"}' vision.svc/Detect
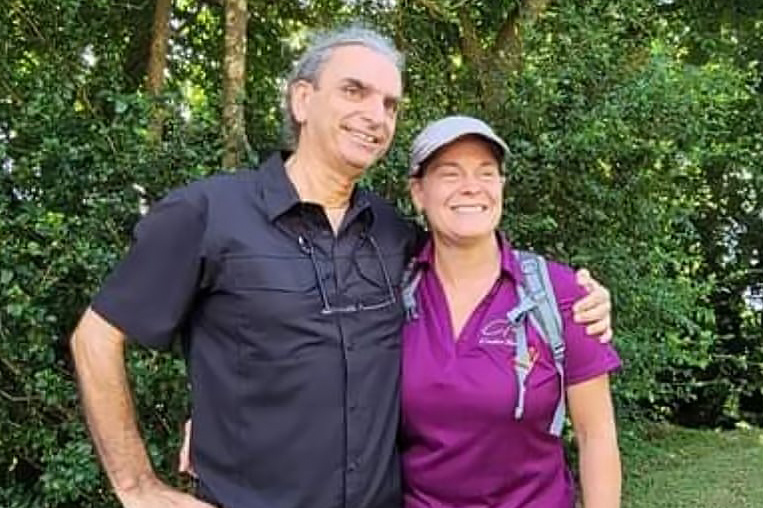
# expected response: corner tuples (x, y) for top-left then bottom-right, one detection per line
(91, 188), (207, 350)
(546, 261), (621, 386)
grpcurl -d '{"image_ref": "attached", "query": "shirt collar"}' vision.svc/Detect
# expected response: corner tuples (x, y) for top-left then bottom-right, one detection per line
(257, 151), (374, 229)
(259, 151), (301, 222)
(412, 232), (522, 282)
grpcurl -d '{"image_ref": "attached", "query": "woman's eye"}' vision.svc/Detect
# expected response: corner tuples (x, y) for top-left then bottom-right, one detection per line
(480, 170), (500, 180)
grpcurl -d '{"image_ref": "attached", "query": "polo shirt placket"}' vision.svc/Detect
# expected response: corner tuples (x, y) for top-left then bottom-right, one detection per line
(293, 204), (381, 506)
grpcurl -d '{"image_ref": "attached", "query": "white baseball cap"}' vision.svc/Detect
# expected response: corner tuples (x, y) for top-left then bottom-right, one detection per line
(409, 115), (509, 177)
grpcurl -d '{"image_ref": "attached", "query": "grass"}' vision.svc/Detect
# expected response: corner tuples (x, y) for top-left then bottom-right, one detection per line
(620, 423), (763, 508)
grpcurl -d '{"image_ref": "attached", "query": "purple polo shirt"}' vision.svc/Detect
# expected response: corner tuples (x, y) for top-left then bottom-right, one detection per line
(400, 236), (620, 508)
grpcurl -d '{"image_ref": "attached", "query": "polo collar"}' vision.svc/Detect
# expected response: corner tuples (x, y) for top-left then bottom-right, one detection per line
(258, 151), (374, 229)
(411, 232), (522, 283)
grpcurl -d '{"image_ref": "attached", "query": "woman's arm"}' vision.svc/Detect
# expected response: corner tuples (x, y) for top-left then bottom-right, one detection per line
(567, 375), (621, 508)
(178, 419), (196, 477)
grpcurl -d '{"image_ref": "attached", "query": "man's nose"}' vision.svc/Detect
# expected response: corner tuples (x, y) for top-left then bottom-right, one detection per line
(361, 96), (387, 124)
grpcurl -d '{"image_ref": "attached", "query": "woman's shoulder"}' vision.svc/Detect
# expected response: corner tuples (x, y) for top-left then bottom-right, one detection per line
(513, 250), (586, 304)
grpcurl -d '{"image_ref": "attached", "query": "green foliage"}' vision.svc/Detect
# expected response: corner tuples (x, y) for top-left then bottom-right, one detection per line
(492, 4), (753, 415)
(1, 0), (761, 505)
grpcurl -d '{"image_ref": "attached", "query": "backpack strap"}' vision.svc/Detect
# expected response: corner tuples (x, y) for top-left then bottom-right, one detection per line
(510, 250), (566, 437)
(510, 308), (532, 421)
(401, 260), (423, 321)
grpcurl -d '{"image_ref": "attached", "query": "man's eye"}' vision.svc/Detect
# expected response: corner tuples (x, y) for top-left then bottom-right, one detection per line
(384, 99), (399, 114)
(342, 85), (363, 99)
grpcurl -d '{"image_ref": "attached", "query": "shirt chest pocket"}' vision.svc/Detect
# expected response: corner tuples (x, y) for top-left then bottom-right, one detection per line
(224, 255), (316, 292)
(219, 255), (331, 360)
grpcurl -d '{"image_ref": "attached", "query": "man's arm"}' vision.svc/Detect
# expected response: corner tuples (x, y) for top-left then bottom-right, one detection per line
(568, 375), (621, 508)
(573, 269), (613, 342)
(70, 307), (211, 508)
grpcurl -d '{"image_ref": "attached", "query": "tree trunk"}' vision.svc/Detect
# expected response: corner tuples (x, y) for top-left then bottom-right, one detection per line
(222, 0), (248, 169)
(146, 0), (172, 144)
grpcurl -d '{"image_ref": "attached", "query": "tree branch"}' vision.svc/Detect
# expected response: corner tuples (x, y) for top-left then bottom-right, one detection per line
(492, 0), (554, 73)
(0, 74), (23, 105)
(493, 0), (553, 60)
(456, 7), (484, 69)
(525, 0), (554, 22)
(1, 356), (23, 378)
(0, 388), (34, 403)
(493, 3), (522, 56)
(413, 0), (451, 20)
(12, 2), (47, 44)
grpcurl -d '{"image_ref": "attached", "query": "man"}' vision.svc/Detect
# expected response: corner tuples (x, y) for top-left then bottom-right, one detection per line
(70, 27), (612, 508)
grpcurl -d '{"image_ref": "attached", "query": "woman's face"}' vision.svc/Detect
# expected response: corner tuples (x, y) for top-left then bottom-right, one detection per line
(410, 135), (505, 246)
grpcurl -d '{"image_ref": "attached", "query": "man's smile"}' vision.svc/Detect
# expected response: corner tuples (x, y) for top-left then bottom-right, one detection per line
(342, 125), (382, 146)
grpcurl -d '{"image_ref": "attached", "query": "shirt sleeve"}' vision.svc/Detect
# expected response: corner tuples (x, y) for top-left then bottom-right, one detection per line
(546, 261), (621, 386)
(91, 188), (207, 350)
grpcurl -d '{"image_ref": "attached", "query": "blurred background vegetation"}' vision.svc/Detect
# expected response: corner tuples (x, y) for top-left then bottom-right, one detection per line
(1, 0), (761, 505)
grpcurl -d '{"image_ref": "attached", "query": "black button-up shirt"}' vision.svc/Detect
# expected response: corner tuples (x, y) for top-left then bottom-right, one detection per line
(93, 152), (418, 508)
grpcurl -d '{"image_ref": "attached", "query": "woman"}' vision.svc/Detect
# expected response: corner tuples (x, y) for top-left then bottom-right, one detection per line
(400, 116), (621, 508)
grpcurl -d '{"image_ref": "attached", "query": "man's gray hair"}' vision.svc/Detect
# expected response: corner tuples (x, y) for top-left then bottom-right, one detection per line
(282, 25), (404, 147)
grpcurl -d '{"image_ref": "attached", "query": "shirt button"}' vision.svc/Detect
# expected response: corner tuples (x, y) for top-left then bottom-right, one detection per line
(348, 460), (359, 472)
(345, 342), (354, 351)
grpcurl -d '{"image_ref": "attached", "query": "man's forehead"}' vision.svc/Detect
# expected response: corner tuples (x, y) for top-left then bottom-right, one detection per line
(320, 44), (402, 95)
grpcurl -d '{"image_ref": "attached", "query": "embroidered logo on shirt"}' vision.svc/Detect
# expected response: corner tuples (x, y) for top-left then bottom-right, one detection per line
(478, 316), (519, 346)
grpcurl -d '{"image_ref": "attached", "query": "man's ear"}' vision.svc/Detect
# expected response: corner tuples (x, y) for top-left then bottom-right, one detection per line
(290, 80), (313, 124)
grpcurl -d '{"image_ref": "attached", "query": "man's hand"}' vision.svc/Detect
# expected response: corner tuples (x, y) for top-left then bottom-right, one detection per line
(573, 269), (613, 343)
(118, 476), (212, 508)
(178, 419), (196, 478)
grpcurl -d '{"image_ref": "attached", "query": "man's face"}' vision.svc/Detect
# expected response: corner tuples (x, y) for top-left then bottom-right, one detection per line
(409, 135), (505, 246)
(291, 44), (402, 177)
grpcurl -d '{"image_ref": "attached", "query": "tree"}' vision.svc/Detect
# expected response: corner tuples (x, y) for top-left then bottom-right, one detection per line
(146, 0), (173, 144)
(222, 0), (249, 168)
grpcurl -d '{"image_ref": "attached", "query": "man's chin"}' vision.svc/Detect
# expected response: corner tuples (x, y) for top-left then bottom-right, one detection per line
(343, 152), (383, 174)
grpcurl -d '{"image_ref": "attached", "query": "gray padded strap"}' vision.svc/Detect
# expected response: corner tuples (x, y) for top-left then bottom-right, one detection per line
(506, 294), (537, 325)
(515, 250), (566, 437)
(402, 262), (423, 321)
(513, 283), (533, 420)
